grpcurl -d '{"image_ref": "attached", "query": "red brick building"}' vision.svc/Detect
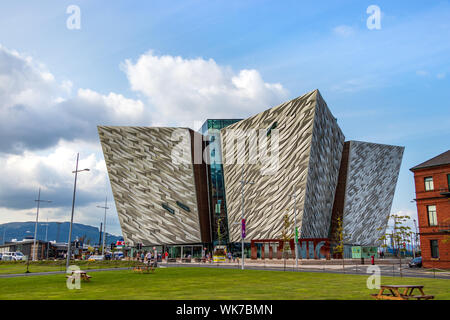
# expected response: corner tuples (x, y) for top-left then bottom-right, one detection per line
(410, 150), (450, 269)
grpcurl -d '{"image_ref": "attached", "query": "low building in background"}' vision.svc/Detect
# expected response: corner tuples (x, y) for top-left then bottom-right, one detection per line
(410, 150), (450, 268)
(0, 239), (49, 260)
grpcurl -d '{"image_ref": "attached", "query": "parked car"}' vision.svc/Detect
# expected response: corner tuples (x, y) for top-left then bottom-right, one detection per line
(408, 257), (422, 268)
(87, 255), (104, 261)
(113, 251), (124, 260)
(1, 252), (26, 261)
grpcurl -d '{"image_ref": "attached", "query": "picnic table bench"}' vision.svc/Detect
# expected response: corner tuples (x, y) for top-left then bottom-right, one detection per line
(66, 270), (92, 283)
(133, 261), (157, 273)
(371, 285), (434, 300)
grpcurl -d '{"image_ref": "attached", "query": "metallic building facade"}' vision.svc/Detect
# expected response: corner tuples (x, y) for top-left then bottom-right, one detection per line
(221, 90), (345, 242)
(98, 126), (210, 246)
(98, 89), (404, 249)
(332, 141), (404, 246)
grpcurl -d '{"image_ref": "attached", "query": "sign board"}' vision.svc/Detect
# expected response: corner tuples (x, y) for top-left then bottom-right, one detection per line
(241, 219), (246, 239)
(213, 245), (227, 262)
(351, 246), (378, 259)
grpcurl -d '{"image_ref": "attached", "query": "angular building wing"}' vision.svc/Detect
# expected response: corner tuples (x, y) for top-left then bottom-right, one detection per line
(98, 126), (210, 246)
(221, 90), (345, 242)
(330, 141), (404, 246)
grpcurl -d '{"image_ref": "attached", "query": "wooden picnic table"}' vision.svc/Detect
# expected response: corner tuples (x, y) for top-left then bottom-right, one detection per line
(66, 270), (92, 282)
(371, 285), (434, 300)
(133, 261), (156, 273)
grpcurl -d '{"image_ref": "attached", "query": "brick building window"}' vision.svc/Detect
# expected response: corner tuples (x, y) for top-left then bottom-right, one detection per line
(427, 205), (437, 226)
(424, 177), (434, 191)
(430, 240), (439, 259)
(447, 174), (450, 190)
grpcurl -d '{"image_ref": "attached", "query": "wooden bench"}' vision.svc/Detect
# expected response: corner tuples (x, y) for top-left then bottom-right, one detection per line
(133, 262), (156, 273)
(371, 285), (434, 300)
(66, 270), (92, 283)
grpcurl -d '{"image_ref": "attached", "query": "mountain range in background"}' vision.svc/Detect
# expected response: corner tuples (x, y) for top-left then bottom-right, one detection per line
(0, 222), (123, 245)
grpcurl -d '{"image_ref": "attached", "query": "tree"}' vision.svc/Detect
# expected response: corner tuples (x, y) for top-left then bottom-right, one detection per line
(216, 217), (227, 246)
(378, 213), (413, 276)
(280, 213), (293, 271)
(333, 216), (345, 258)
(332, 216), (346, 270)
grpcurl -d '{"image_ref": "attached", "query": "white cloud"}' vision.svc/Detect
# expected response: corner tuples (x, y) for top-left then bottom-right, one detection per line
(0, 139), (124, 233)
(0, 140), (108, 208)
(0, 45), (59, 110)
(0, 47), (289, 233)
(436, 72), (446, 79)
(0, 45), (147, 154)
(76, 88), (145, 122)
(122, 51), (288, 127)
(333, 25), (355, 37)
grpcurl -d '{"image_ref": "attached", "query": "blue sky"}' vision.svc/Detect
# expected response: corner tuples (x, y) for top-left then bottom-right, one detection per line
(0, 1), (449, 236)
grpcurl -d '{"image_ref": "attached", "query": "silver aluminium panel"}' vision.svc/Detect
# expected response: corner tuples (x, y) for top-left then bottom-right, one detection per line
(221, 90), (344, 242)
(98, 126), (202, 245)
(342, 141), (404, 245)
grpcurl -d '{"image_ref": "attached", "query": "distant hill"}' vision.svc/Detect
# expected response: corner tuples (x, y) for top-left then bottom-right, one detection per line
(0, 222), (123, 246)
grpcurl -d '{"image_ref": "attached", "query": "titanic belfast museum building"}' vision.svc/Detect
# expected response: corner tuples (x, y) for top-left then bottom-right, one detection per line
(98, 89), (404, 259)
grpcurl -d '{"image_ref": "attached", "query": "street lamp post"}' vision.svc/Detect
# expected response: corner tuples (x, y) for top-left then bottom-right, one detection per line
(239, 167), (254, 270)
(66, 153), (90, 270)
(33, 188), (52, 261)
(43, 218), (49, 260)
(97, 197), (110, 257)
(290, 192), (298, 268)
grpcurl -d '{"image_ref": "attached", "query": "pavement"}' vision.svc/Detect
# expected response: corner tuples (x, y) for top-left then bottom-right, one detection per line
(0, 261), (449, 280)
(0, 267), (131, 279)
(162, 260), (450, 280)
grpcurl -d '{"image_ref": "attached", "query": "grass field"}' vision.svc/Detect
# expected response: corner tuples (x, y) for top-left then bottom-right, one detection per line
(0, 267), (449, 300)
(0, 260), (140, 274)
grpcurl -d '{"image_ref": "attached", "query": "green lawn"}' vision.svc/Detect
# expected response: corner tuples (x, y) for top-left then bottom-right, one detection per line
(0, 267), (449, 300)
(0, 260), (140, 274)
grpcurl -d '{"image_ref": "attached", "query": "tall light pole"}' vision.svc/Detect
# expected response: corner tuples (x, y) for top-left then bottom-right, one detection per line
(290, 192), (298, 268)
(239, 167), (254, 270)
(97, 197), (110, 256)
(33, 188), (52, 261)
(66, 153), (90, 270)
(43, 218), (49, 260)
